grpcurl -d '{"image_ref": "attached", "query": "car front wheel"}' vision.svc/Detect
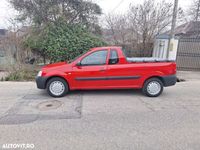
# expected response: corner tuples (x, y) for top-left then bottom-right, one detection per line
(47, 77), (69, 98)
(142, 78), (163, 97)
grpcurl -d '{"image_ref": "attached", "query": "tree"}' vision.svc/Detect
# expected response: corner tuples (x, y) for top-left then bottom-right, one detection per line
(25, 19), (106, 63)
(8, 0), (105, 63)
(104, 14), (129, 46)
(128, 0), (173, 51)
(8, 0), (102, 33)
(188, 0), (200, 21)
(104, 0), (184, 55)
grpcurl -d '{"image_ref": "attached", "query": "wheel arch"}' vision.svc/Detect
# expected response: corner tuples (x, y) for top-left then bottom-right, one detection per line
(45, 76), (70, 90)
(143, 76), (165, 87)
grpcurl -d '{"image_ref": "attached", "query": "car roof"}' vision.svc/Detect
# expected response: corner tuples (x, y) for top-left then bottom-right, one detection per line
(90, 46), (122, 51)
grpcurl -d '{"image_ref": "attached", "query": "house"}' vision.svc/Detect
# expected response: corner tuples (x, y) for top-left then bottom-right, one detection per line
(163, 21), (200, 38)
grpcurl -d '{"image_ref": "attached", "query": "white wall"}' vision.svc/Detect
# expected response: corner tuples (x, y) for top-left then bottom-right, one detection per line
(153, 39), (169, 59)
(153, 37), (178, 60)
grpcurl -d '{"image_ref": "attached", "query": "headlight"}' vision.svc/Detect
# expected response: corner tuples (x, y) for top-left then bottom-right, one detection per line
(37, 71), (43, 77)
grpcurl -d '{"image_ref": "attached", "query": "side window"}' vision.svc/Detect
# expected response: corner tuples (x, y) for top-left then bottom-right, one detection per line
(81, 50), (108, 66)
(109, 50), (119, 65)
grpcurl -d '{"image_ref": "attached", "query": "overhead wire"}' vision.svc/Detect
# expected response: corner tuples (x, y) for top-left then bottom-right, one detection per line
(111, 0), (125, 12)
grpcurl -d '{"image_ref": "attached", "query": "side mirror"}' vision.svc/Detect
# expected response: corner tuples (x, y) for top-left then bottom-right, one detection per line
(76, 61), (82, 66)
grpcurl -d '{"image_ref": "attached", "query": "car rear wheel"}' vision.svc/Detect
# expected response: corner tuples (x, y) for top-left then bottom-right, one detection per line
(142, 78), (163, 97)
(47, 77), (69, 98)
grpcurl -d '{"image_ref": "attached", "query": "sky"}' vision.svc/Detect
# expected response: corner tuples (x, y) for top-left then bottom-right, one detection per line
(97, 0), (191, 14)
(0, 0), (193, 28)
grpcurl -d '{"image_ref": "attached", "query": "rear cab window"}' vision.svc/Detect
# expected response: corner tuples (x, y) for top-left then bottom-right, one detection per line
(109, 49), (119, 65)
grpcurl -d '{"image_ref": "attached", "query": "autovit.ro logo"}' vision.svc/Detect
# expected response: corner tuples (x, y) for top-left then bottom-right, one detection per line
(2, 143), (35, 149)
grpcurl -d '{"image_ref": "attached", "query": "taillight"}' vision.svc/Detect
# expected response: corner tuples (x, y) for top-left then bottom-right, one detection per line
(173, 63), (177, 74)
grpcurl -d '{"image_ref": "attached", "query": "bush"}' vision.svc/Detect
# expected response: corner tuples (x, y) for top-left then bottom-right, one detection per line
(4, 65), (39, 81)
(25, 20), (107, 63)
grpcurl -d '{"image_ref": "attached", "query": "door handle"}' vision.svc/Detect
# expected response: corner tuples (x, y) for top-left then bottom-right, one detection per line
(99, 68), (106, 72)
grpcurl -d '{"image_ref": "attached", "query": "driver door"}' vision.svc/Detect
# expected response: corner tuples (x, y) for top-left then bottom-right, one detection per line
(72, 50), (109, 89)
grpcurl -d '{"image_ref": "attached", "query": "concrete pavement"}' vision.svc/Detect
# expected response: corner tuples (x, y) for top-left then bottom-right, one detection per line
(0, 75), (200, 150)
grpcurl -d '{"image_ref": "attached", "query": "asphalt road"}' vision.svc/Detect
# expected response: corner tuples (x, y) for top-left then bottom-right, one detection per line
(0, 75), (200, 150)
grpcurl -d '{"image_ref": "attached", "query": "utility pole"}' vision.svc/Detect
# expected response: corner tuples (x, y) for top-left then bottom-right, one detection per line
(170, 0), (179, 39)
(195, 0), (200, 21)
(167, 0), (179, 59)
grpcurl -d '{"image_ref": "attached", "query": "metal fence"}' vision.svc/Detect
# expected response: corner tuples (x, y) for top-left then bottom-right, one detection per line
(177, 38), (200, 71)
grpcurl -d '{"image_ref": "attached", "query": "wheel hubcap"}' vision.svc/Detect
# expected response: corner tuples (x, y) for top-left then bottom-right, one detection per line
(147, 81), (161, 95)
(49, 81), (65, 96)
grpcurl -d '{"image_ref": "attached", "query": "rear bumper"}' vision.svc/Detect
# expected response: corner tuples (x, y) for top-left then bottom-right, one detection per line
(36, 76), (48, 89)
(161, 75), (177, 87)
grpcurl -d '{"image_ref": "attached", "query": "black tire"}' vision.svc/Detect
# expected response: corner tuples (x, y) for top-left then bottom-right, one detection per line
(142, 78), (163, 97)
(46, 77), (69, 98)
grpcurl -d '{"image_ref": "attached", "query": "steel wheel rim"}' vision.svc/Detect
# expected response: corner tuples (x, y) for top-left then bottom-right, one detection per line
(147, 81), (161, 95)
(49, 81), (65, 96)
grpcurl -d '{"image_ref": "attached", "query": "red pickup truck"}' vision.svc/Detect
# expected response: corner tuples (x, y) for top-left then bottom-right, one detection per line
(36, 46), (176, 97)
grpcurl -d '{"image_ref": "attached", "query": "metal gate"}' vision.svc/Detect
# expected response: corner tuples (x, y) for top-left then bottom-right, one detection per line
(177, 38), (200, 71)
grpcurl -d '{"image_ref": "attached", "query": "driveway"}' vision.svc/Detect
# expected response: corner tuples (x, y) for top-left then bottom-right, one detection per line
(0, 75), (200, 150)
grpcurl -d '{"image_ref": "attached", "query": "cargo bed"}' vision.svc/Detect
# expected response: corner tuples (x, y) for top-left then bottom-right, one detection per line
(127, 57), (175, 63)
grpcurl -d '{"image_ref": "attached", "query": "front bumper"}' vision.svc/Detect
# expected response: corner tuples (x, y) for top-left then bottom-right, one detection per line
(161, 75), (177, 87)
(36, 76), (48, 89)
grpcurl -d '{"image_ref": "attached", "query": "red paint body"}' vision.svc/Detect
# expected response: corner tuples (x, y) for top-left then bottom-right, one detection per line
(40, 47), (176, 90)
